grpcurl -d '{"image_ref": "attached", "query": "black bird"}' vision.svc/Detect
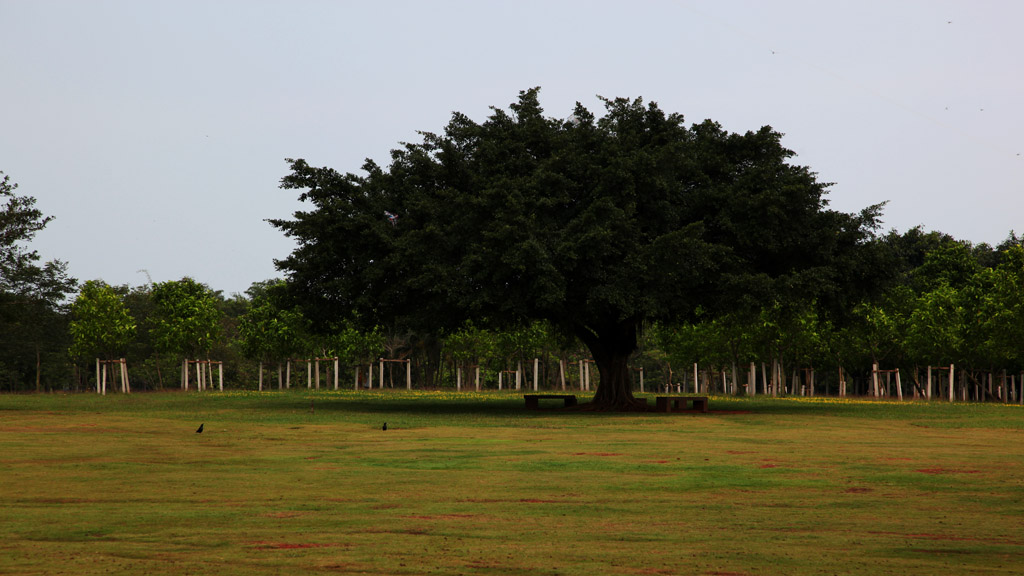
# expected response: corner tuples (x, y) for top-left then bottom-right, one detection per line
(196, 423), (204, 434)
(382, 422), (387, 431)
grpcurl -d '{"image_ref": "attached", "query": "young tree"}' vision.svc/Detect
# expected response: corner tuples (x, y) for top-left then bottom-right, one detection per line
(237, 280), (304, 374)
(150, 278), (222, 361)
(69, 280), (136, 361)
(272, 89), (883, 409)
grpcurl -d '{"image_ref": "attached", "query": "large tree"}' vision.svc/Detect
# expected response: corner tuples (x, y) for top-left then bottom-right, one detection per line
(0, 171), (76, 391)
(272, 89), (882, 409)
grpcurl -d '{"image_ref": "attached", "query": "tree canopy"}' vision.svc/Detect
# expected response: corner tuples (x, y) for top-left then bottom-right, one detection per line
(0, 171), (76, 391)
(150, 278), (222, 359)
(274, 89), (884, 408)
(69, 280), (136, 361)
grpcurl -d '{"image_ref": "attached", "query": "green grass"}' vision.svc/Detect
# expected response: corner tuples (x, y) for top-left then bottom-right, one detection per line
(2, 390), (1023, 575)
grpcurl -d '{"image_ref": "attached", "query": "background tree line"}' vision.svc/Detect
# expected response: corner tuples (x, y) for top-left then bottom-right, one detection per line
(3, 168), (1023, 396)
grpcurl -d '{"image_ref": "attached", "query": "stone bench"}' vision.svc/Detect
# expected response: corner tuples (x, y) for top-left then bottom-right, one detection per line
(654, 396), (709, 413)
(524, 394), (578, 409)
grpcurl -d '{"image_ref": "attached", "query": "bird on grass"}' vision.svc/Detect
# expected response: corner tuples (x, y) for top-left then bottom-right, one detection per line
(382, 422), (388, 431)
(196, 423), (204, 434)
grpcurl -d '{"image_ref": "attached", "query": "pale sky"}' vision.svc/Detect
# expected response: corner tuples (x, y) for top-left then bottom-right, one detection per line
(2, 1), (1021, 296)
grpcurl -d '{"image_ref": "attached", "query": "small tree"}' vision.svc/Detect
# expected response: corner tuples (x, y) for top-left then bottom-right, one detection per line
(151, 278), (222, 386)
(69, 280), (136, 363)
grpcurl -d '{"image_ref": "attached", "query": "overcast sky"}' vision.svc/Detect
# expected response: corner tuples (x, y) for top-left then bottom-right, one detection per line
(3, 1), (1021, 296)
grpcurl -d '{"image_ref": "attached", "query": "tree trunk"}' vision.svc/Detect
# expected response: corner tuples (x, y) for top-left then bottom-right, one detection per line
(155, 352), (164, 390)
(577, 319), (647, 411)
(35, 345), (42, 393)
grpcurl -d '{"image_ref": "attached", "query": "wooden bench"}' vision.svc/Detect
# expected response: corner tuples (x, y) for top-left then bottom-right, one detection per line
(655, 396), (709, 413)
(524, 394), (578, 409)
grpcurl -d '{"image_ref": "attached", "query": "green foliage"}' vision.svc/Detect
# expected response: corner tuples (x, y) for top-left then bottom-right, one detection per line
(272, 89), (881, 407)
(0, 171), (76, 391)
(150, 278), (222, 357)
(68, 280), (136, 360)
(237, 280), (305, 362)
(978, 245), (1024, 365)
(444, 321), (498, 366)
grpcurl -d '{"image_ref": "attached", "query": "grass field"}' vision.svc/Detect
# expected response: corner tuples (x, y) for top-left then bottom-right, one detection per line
(1, 390), (1022, 575)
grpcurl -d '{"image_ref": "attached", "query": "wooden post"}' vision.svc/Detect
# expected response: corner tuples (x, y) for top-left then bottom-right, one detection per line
(307, 360), (312, 389)
(380, 359), (384, 389)
(278, 363), (283, 390)
(368, 363), (373, 388)
(762, 362), (768, 395)
(184, 359), (189, 391)
(95, 358), (101, 394)
(693, 363), (699, 394)
(314, 358), (320, 390)
(585, 361), (591, 392)
(456, 364), (462, 391)
(559, 359), (566, 391)
(872, 362), (879, 398)
(579, 360), (584, 391)
(498, 371), (503, 390)
(896, 369), (903, 400)
(516, 361), (522, 391)
(196, 361), (203, 392)
(354, 366), (360, 390)
(809, 368), (815, 397)
(639, 366), (644, 393)
(258, 362), (263, 391)
(406, 359), (412, 390)
(927, 365), (932, 400)
(533, 358), (539, 392)
(100, 362), (107, 396)
(475, 365), (480, 392)
(949, 364), (955, 402)
(749, 362), (756, 397)
(286, 360), (291, 389)
(121, 359), (130, 394)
